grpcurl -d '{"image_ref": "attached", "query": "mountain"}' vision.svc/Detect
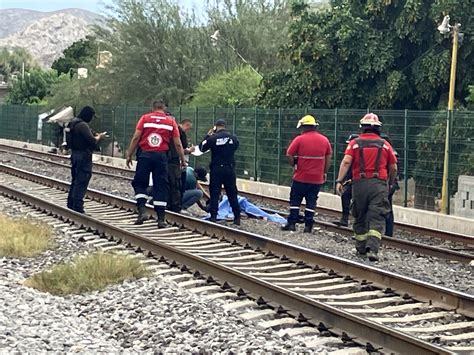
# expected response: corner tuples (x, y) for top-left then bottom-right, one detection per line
(0, 8), (102, 68)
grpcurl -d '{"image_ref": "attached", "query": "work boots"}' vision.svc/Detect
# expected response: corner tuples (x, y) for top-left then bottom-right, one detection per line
(303, 222), (313, 234)
(157, 210), (167, 229)
(333, 215), (349, 227)
(134, 206), (148, 225)
(281, 223), (296, 232)
(233, 217), (241, 226)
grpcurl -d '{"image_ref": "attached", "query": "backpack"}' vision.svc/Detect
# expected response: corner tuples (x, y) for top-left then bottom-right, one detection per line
(64, 118), (82, 150)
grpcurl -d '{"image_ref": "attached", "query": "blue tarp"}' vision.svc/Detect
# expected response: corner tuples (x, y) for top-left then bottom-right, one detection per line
(205, 195), (287, 224)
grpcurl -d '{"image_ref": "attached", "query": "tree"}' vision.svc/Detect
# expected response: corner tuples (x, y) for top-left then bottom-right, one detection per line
(76, 0), (289, 107)
(206, 0), (290, 74)
(51, 36), (98, 75)
(258, 0), (474, 110)
(467, 85), (474, 108)
(6, 69), (59, 105)
(413, 110), (474, 210)
(0, 48), (35, 82)
(190, 67), (262, 107)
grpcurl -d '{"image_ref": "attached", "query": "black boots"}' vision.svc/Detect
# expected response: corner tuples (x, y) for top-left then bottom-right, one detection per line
(157, 210), (167, 229)
(233, 217), (241, 226)
(134, 206), (148, 225)
(303, 222), (313, 234)
(281, 223), (296, 231)
(334, 215), (349, 227)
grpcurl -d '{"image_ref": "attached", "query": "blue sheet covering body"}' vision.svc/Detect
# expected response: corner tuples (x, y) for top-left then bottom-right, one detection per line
(206, 195), (286, 224)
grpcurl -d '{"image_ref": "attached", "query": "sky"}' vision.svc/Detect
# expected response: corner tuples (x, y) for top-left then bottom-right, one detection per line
(0, 0), (202, 13)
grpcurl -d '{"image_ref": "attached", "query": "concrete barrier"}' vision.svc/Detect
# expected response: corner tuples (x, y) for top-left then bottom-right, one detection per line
(1, 139), (473, 236)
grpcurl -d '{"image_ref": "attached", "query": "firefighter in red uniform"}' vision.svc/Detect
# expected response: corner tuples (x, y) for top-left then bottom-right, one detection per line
(126, 100), (186, 228)
(282, 115), (332, 233)
(335, 114), (397, 261)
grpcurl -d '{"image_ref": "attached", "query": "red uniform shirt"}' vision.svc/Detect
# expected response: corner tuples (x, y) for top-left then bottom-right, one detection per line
(136, 111), (179, 152)
(345, 133), (397, 181)
(287, 131), (332, 184)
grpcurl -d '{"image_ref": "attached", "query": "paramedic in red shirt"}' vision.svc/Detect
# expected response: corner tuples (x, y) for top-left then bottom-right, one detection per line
(126, 100), (186, 228)
(335, 113), (397, 261)
(281, 115), (332, 233)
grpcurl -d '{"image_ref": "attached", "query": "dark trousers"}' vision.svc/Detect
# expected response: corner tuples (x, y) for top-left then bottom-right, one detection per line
(67, 150), (92, 213)
(209, 165), (240, 219)
(288, 181), (321, 225)
(351, 179), (390, 253)
(132, 151), (168, 213)
(168, 163), (182, 212)
(341, 185), (352, 220)
(385, 193), (394, 236)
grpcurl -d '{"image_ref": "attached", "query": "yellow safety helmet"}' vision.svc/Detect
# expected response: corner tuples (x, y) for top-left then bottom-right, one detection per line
(297, 115), (319, 128)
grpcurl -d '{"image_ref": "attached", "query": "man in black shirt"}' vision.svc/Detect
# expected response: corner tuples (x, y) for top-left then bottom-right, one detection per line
(66, 106), (106, 213)
(200, 119), (241, 225)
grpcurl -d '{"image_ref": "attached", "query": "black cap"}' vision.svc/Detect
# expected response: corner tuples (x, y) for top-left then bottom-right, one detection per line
(77, 106), (95, 123)
(194, 167), (208, 182)
(345, 133), (359, 143)
(215, 119), (226, 127)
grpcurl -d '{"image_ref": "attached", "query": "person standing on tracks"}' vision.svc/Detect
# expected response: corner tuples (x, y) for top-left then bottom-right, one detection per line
(126, 100), (186, 228)
(199, 119), (241, 225)
(333, 134), (359, 227)
(281, 115), (332, 233)
(335, 113), (398, 261)
(381, 133), (400, 237)
(166, 115), (190, 212)
(66, 106), (107, 213)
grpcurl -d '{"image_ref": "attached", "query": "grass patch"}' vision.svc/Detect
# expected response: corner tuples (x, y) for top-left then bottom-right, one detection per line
(25, 252), (151, 295)
(0, 214), (52, 257)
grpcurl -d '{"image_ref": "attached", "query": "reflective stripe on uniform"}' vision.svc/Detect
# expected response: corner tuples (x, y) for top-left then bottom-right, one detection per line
(290, 206), (300, 209)
(295, 155), (325, 160)
(143, 123), (173, 131)
(367, 229), (382, 239)
(135, 194), (149, 200)
(305, 208), (315, 213)
(354, 233), (368, 241)
(153, 201), (167, 207)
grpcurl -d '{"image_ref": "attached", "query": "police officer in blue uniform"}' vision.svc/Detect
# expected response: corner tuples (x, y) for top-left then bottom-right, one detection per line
(199, 119), (241, 225)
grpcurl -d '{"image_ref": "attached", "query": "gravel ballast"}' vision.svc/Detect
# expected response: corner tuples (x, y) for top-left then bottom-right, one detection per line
(0, 195), (343, 353)
(1, 152), (472, 295)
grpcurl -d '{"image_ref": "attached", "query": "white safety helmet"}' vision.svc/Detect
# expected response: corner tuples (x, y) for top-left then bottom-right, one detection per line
(359, 113), (382, 127)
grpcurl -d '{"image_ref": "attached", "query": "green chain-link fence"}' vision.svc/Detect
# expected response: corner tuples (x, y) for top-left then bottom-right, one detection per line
(1, 104), (473, 215)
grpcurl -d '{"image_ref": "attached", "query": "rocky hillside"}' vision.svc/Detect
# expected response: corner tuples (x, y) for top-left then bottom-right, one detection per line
(0, 9), (101, 68)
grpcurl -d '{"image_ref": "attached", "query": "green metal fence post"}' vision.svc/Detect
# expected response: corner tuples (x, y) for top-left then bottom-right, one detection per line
(213, 106), (216, 123)
(403, 109), (409, 207)
(194, 106), (199, 167)
(122, 104), (128, 158)
(254, 106), (258, 180)
(277, 107), (282, 185)
(333, 108), (338, 191)
(111, 109), (116, 158)
(232, 106), (236, 134)
(179, 106), (182, 121)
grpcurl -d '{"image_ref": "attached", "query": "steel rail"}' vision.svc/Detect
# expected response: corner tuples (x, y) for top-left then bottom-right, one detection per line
(0, 183), (455, 355)
(2, 143), (472, 246)
(1, 163), (472, 320)
(0, 146), (133, 181)
(258, 206), (474, 264)
(237, 190), (474, 247)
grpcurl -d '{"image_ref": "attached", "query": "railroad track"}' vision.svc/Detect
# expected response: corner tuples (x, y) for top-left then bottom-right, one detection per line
(1, 164), (473, 354)
(1, 143), (473, 265)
